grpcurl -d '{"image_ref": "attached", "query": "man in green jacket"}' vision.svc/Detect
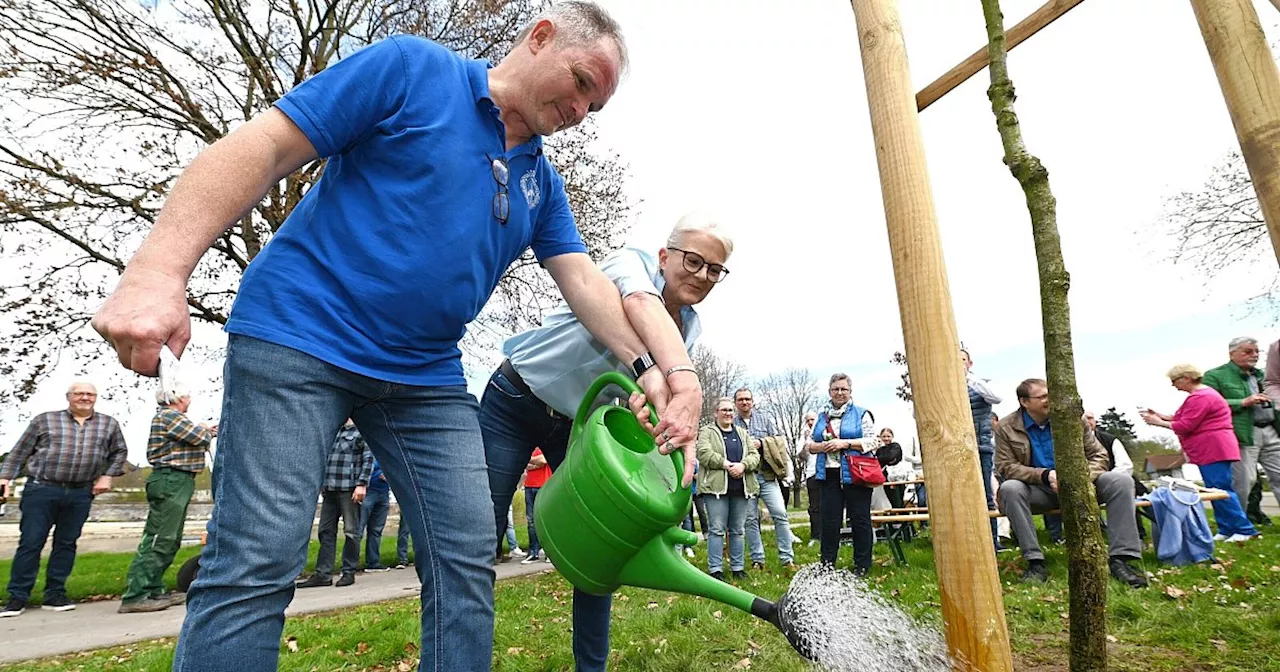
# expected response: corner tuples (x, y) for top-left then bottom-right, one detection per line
(1203, 337), (1280, 513)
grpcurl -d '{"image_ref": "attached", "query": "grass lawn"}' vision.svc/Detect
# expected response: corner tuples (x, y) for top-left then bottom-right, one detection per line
(2, 519), (1278, 671)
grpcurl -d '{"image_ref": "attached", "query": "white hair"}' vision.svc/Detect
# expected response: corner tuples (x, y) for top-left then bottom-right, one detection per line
(1228, 336), (1258, 352)
(156, 384), (190, 405)
(514, 1), (628, 73)
(666, 212), (735, 258)
(66, 381), (97, 395)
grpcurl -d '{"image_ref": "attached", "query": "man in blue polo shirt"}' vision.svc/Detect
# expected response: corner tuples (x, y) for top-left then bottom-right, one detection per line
(90, 4), (701, 670)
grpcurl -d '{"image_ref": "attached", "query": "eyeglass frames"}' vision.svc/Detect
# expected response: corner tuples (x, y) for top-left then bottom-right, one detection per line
(667, 247), (730, 283)
(488, 155), (509, 226)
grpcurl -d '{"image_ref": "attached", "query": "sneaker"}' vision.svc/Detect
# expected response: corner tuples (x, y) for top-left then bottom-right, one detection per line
(1108, 557), (1148, 589)
(542, 555), (553, 563)
(1050, 537), (1065, 546)
(41, 595), (76, 612)
(1021, 561), (1048, 584)
(1213, 533), (1228, 542)
(750, 561), (765, 571)
(510, 547), (526, 557)
(394, 562), (408, 570)
(118, 597), (171, 614)
(995, 544), (1014, 553)
(154, 591), (186, 607)
(1225, 533), (1258, 543)
(520, 553), (541, 565)
(296, 574), (333, 588)
(0, 599), (26, 618)
(782, 562), (799, 572)
(364, 566), (391, 573)
(852, 566), (869, 579)
(335, 572), (356, 587)
(684, 547), (696, 559)
(731, 570), (748, 580)
(710, 571), (725, 582)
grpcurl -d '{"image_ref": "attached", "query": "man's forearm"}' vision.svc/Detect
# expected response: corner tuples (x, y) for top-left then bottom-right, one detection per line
(555, 261), (647, 364)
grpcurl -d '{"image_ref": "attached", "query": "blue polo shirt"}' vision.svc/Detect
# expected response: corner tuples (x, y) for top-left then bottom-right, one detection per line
(1023, 410), (1055, 470)
(226, 36), (587, 386)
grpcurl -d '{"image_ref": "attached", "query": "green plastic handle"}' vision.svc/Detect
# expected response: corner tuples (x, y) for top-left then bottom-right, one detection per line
(572, 372), (687, 487)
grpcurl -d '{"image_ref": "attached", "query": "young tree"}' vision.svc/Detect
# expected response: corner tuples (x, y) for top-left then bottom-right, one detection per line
(754, 367), (819, 506)
(0, 0), (632, 406)
(890, 350), (913, 403)
(1097, 407), (1137, 444)
(690, 344), (746, 426)
(980, 1), (1110, 669)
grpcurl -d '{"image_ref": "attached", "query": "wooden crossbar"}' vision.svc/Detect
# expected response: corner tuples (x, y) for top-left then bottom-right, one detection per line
(869, 489), (1230, 525)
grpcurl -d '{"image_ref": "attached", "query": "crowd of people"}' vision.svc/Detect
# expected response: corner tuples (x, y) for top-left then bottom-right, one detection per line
(0, 1), (1276, 670)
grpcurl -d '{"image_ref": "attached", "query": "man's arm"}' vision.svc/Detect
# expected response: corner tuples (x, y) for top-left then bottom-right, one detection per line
(165, 411), (214, 448)
(994, 425), (1043, 485)
(0, 417), (42, 482)
(1083, 428), (1108, 481)
(968, 374), (1003, 405)
(1266, 340), (1280, 400)
(357, 437), (374, 487)
(1110, 441), (1134, 475)
(1203, 369), (1247, 410)
(91, 109), (319, 375)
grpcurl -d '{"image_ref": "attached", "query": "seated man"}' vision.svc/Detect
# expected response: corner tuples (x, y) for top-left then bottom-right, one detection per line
(995, 378), (1148, 588)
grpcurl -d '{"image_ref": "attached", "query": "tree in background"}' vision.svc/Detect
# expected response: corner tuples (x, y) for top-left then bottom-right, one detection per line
(0, 0), (632, 406)
(890, 350), (913, 403)
(754, 367), (819, 506)
(1097, 407), (1137, 444)
(690, 344), (746, 426)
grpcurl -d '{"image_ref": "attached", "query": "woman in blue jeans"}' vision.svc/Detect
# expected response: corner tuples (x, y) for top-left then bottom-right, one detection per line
(696, 398), (760, 580)
(479, 213), (733, 670)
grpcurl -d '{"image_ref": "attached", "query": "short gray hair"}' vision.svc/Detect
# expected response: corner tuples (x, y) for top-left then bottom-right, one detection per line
(156, 384), (190, 405)
(666, 212), (735, 258)
(829, 373), (851, 387)
(1228, 336), (1258, 352)
(514, 1), (628, 73)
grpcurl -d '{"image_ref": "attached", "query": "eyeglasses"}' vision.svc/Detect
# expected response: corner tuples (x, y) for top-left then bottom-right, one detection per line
(488, 155), (509, 226)
(716, 408), (734, 413)
(668, 247), (729, 283)
(829, 387), (850, 393)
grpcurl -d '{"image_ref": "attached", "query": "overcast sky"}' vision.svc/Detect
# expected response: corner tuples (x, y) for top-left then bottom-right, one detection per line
(4, 0), (1280, 465)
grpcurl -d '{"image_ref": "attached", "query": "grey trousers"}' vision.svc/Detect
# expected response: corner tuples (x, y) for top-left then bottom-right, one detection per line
(315, 489), (361, 578)
(997, 471), (1141, 562)
(1233, 424), (1280, 511)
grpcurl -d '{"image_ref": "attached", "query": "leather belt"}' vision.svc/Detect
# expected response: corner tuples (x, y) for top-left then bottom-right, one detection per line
(499, 359), (569, 420)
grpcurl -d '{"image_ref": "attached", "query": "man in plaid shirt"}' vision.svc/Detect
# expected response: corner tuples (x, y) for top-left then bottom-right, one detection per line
(119, 384), (217, 613)
(297, 420), (372, 588)
(0, 382), (128, 617)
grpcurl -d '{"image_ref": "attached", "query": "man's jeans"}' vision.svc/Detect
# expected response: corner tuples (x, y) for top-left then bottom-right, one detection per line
(478, 367), (611, 672)
(396, 513), (413, 565)
(979, 450), (1001, 546)
(173, 335), (494, 672)
(997, 472), (1141, 562)
(524, 487), (542, 557)
(359, 487), (391, 569)
(122, 468), (196, 602)
(744, 475), (794, 563)
(6, 481), (93, 602)
(704, 494), (750, 574)
(1233, 424), (1280, 511)
(316, 489), (361, 578)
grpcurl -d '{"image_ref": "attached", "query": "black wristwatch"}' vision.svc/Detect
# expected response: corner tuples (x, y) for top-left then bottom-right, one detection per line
(631, 352), (657, 379)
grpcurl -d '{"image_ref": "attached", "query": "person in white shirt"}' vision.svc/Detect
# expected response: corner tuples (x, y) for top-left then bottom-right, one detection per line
(799, 412), (821, 546)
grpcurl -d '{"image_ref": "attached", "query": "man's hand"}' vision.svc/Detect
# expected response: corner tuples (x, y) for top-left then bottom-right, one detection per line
(353, 485), (367, 504)
(202, 423), (219, 437)
(1048, 470), (1059, 493)
(752, 437), (762, 450)
(1242, 393), (1271, 407)
(91, 267), (192, 376)
(92, 475), (112, 496)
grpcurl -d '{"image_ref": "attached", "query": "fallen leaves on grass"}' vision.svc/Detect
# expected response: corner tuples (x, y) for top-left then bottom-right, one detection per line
(1163, 586), (1186, 600)
(732, 657), (752, 669)
(285, 637), (299, 653)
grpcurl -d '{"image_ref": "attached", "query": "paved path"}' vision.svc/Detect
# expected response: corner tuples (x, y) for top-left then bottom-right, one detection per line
(0, 557), (553, 664)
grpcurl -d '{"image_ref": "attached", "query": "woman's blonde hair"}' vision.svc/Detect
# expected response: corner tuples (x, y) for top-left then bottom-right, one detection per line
(1166, 363), (1203, 382)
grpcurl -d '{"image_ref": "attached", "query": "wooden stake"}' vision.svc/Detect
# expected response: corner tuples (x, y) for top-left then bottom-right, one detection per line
(1191, 0), (1280, 265)
(847, 0), (1013, 669)
(916, 0), (1087, 112)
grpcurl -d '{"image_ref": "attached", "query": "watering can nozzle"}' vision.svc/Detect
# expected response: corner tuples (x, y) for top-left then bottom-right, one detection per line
(754, 590), (818, 662)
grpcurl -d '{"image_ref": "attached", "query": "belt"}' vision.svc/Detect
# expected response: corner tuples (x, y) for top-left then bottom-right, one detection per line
(152, 466), (197, 476)
(1254, 420), (1275, 428)
(30, 477), (94, 489)
(499, 360), (569, 421)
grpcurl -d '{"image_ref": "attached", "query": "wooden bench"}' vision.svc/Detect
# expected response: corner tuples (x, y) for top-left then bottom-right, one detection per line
(852, 489), (1230, 565)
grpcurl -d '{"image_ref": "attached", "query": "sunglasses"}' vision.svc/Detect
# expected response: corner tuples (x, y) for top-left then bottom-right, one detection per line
(489, 155), (510, 226)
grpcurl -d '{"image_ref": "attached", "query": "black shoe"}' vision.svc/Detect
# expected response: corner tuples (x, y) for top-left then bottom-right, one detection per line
(41, 595), (76, 612)
(1050, 537), (1065, 546)
(1108, 557), (1148, 588)
(750, 561), (765, 571)
(852, 566), (869, 578)
(0, 599), (26, 618)
(335, 572), (356, 587)
(1021, 561), (1048, 584)
(118, 597), (171, 614)
(710, 571), (725, 581)
(296, 574), (333, 588)
(731, 570), (748, 580)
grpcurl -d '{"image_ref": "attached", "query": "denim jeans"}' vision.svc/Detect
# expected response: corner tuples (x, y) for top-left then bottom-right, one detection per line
(704, 494), (749, 574)
(478, 367), (611, 672)
(6, 480), (93, 602)
(1199, 460), (1258, 537)
(743, 475), (794, 563)
(979, 450), (1001, 547)
(315, 489), (361, 578)
(524, 487), (542, 557)
(173, 335), (494, 672)
(359, 487), (391, 569)
(503, 507), (519, 552)
(396, 511), (413, 565)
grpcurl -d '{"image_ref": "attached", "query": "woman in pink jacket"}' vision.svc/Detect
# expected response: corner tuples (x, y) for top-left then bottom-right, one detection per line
(1141, 364), (1259, 542)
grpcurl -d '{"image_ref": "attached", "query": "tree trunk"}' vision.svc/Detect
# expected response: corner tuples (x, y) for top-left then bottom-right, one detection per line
(978, 1), (1110, 670)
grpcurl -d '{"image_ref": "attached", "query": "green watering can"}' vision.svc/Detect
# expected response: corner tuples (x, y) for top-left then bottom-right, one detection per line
(534, 372), (813, 659)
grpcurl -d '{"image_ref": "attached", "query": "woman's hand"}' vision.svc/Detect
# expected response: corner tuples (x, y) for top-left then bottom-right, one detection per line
(726, 462), (745, 478)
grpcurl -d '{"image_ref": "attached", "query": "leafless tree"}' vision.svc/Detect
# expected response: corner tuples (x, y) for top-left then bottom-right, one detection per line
(755, 367), (818, 506)
(0, 0), (633, 406)
(690, 344), (746, 427)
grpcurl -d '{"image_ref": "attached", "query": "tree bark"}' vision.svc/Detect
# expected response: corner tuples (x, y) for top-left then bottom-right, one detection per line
(978, 1), (1110, 670)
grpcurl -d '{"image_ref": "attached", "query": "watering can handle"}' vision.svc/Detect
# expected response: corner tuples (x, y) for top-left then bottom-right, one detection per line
(573, 372), (687, 486)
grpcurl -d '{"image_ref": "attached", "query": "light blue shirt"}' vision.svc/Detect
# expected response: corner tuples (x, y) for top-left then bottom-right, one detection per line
(504, 247), (701, 417)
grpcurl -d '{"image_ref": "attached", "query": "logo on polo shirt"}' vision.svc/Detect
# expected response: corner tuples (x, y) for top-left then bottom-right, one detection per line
(520, 170), (540, 209)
